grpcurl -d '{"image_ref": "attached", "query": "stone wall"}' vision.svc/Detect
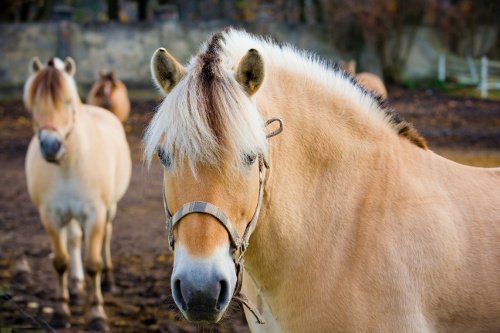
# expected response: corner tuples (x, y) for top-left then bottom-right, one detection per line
(0, 21), (338, 100)
(3, 21), (494, 101)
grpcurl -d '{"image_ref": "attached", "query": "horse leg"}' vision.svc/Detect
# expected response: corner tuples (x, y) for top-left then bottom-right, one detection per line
(84, 210), (109, 331)
(67, 219), (85, 304)
(41, 213), (71, 328)
(101, 204), (116, 293)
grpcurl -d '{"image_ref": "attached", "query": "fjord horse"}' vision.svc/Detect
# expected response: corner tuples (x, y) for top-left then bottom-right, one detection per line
(87, 70), (130, 122)
(145, 29), (500, 332)
(341, 59), (388, 100)
(24, 57), (131, 331)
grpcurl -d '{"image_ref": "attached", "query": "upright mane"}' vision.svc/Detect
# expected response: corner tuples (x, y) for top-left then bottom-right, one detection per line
(144, 31), (268, 172)
(23, 58), (79, 111)
(144, 29), (426, 169)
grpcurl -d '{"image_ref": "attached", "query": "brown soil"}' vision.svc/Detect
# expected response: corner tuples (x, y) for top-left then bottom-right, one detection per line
(0, 88), (499, 332)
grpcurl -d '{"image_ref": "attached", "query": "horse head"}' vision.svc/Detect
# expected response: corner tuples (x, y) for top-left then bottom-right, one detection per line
(96, 70), (117, 109)
(23, 57), (79, 164)
(146, 39), (272, 324)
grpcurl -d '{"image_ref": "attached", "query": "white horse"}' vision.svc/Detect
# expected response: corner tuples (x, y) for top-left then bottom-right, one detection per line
(24, 57), (131, 331)
(145, 29), (500, 332)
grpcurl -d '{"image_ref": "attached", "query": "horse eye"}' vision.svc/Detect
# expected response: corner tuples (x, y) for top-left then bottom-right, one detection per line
(158, 148), (172, 168)
(244, 153), (257, 166)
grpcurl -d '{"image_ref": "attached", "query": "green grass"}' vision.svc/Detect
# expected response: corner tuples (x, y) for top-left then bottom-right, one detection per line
(434, 148), (500, 168)
(439, 83), (500, 100)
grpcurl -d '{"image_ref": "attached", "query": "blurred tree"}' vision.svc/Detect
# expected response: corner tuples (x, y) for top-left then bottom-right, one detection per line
(137, 0), (148, 20)
(321, 0), (428, 82)
(19, 0), (31, 21)
(0, 0), (16, 21)
(172, 0), (199, 21)
(312, 0), (323, 23)
(34, 0), (55, 21)
(432, 0), (500, 57)
(234, 0), (260, 21)
(107, 0), (119, 20)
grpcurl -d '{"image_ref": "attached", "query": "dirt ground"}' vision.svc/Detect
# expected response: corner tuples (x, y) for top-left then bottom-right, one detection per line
(0, 88), (499, 332)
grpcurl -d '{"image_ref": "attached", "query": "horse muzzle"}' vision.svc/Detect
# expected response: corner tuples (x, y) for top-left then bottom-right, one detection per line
(39, 129), (65, 164)
(171, 246), (235, 323)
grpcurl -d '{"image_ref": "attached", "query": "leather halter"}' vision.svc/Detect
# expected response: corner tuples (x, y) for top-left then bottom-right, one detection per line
(163, 117), (283, 325)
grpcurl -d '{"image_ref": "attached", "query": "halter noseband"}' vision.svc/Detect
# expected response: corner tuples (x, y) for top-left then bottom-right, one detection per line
(163, 117), (283, 325)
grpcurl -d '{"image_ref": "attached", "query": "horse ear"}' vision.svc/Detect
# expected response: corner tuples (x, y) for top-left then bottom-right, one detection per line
(64, 57), (76, 76)
(30, 56), (43, 74)
(339, 60), (355, 74)
(347, 60), (356, 74)
(236, 49), (264, 96)
(98, 69), (106, 78)
(151, 48), (185, 94)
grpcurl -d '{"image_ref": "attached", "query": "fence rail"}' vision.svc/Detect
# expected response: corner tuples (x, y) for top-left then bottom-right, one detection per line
(438, 53), (500, 98)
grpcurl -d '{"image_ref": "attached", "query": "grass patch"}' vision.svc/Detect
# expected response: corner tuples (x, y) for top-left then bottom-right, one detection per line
(434, 148), (500, 167)
(439, 83), (500, 100)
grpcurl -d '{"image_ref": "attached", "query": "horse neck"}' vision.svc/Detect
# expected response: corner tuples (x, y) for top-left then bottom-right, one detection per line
(245, 65), (419, 312)
(110, 80), (127, 100)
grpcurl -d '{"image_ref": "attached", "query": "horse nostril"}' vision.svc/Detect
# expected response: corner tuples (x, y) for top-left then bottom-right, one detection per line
(40, 137), (62, 160)
(173, 278), (187, 311)
(216, 279), (230, 311)
(51, 140), (61, 152)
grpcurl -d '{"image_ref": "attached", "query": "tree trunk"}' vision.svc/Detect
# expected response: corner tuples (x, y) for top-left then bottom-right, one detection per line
(35, 0), (55, 21)
(138, 0), (148, 21)
(107, 0), (120, 21)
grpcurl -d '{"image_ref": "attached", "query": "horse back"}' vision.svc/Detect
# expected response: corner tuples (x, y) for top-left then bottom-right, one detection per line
(397, 152), (500, 332)
(82, 104), (131, 200)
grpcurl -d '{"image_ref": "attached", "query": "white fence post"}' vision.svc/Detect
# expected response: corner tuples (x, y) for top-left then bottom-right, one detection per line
(480, 56), (488, 98)
(466, 55), (479, 82)
(438, 53), (446, 82)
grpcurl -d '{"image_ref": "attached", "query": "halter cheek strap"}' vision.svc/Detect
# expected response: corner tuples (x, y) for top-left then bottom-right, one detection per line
(166, 161), (265, 255)
(164, 157), (267, 324)
(163, 117), (283, 325)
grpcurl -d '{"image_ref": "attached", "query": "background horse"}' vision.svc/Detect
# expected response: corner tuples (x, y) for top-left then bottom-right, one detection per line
(145, 29), (500, 332)
(24, 57), (131, 331)
(341, 59), (388, 100)
(87, 70), (130, 122)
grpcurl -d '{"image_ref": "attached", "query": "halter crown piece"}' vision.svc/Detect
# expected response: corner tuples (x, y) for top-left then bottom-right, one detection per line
(163, 117), (284, 325)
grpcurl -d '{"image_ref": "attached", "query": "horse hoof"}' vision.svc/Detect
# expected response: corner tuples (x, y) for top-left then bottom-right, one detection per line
(101, 276), (116, 294)
(101, 281), (116, 294)
(87, 317), (109, 332)
(50, 312), (71, 329)
(69, 293), (86, 306)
